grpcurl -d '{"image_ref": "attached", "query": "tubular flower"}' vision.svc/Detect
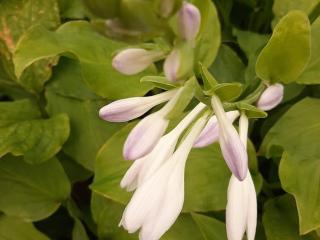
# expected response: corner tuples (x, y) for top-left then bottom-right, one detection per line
(193, 110), (240, 148)
(99, 89), (177, 122)
(211, 95), (248, 180)
(164, 49), (180, 81)
(256, 83), (284, 111)
(120, 102), (207, 190)
(119, 113), (208, 240)
(226, 113), (257, 240)
(123, 88), (183, 160)
(112, 48), (164, 75)
(178, 2), (201, 42)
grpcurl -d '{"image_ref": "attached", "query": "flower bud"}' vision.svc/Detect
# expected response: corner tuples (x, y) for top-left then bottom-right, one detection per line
(112, 48), (163, 75)
(99, 90), (176, 122)
(193, 111), (240, 148)
(122, 88), (183, 160)
(178, 2), (201, 42)
(164, 43), (194, 81)
(211, 95), (248, 181)
(256, 83), (284, 111)
(123, 111), (169, 160)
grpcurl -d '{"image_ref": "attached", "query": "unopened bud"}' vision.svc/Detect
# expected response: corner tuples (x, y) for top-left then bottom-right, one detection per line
(178, 2), (201, 42)
(257, 83), (284, 111)
(112, 48), (163, 75)
(163, 43), (194, 81)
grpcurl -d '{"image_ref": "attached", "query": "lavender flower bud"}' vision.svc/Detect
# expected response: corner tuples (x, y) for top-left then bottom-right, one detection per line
(257, 83), (284, 111)
(193, 111), (240, 148)
(112, 48), (163, 75)
(211, 95), (248, 181)
(178, 2), (201, 42)
(164, 44), (193, 81)
(99, 90), (176, 122)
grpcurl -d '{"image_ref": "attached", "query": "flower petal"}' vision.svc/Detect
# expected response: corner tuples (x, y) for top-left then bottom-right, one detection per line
(99, 90), (176, 122)
(257, 83), (284, 111)
(226, 174), (248, 240)
(164, 49), (180, 81)
(123, 111), (169, 160)
(178, 2), (201, 41)
(211, 96), (248, 180)
(120, 157), (146, 191)
(246, 173), (257, 240)
(139, 114), (208, 240)
(139, 160), (185, 240)
(193, 111), (240, 148)
(119, 160), (172, 233)
(112, 48), (162, 75)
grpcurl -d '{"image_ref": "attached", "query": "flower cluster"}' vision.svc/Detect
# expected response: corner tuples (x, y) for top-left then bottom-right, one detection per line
(100, 1), (284, 240)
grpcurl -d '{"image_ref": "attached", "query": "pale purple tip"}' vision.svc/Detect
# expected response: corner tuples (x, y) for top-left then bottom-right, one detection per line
(164, 49), (180, 82)
(123, 113), (169, 160)
(220, 136), (248, 181)
(257, 83), (284, 111)
(193, 111), (240, 148)
(178, 2), (201, 41)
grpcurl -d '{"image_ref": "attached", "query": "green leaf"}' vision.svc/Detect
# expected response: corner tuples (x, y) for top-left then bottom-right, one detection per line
(210, 83), (243, 102)
(0, 156), (71, 221)
(0, 216), (49, 240)
(263, 194), (318, 240)
(45, 59), (124, 170)
(92, 122), (262, 212)
(199, 63), (218, 90)
(233, 29), (269, 83)
(59, 153), (93, 183)
(0, 0), (60, 93)
(272, 0), (320, 26)
(0, 99), (69, 164)
(296, 17), (320, 84)
(66, 200), (90, 240)
(209, 44), (246, 83)
(261, 98), (320, 234)
(58, 0), (93, 19)
(72, 218), (89, 240)
(14, 21), (154, 99)
(191, 0), (221, 67)
(256, 11), (311, 84)
(166, 78), (196, 120)
(235, 102), (268, 118)
(83, 0), (120, 19)
(163, 213), (227, 240)
(140, 76), (178, 90)
(91, 193), (138, 239)
(119, 0), (164, 34)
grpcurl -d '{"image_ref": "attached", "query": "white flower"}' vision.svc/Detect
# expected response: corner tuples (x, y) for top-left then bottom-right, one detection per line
(226, 113), (257, 240)
(99, 90), (176, 122)
(193, 110), (240, 148)
(211, 95), (248, 180)
(121, 102), (206, 189)
(226, 172), (257, 240)
(112, 48), (164, 75)
(256, 83), (284, 111)
(178, 2), (201, 42)
(120, 114), (208, 240)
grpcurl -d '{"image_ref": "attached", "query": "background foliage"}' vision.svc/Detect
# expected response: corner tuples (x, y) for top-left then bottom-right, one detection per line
(0, 0), (320, 239)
